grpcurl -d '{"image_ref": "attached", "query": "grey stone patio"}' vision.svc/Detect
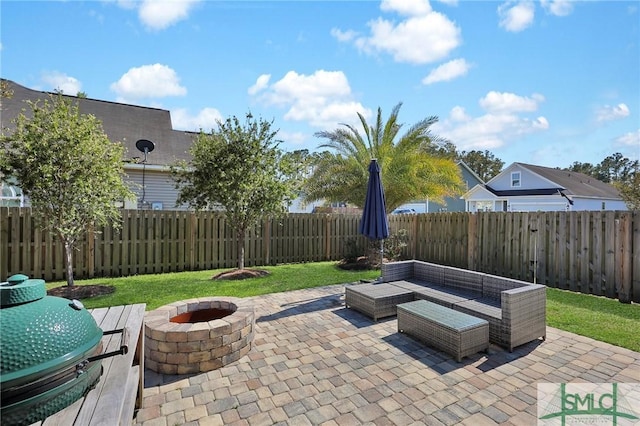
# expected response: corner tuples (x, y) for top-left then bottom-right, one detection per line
(133, 284), (640, 426)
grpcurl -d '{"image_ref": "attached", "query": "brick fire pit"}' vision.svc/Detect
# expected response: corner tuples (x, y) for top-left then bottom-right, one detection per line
(144, 297), (254, 375)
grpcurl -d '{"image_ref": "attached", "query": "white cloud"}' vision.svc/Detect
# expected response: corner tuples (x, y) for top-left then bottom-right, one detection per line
(333, 3), (461, 65)
(330, 28), (358, 43)
(171, 107), (223, 132)
(532, 116), (549, 130)
(277, 130), (308, 146)
(138, 0), (200, 31)
(479, 91), (544, 113)
(250, 70), (372, 130)
(449, 106), (471, 122)
(540, 0), (574, 17)
(41, 72), (82, 95)
(115, 0), (137, 10)
(434, 90), (548, 151)
(380, 0), (432, 16)
(113, 0), (199, 31)
(248, 74), (271, 96)
(498, 1), (535, 32)
(614, 129), (640, 148)
(596, 103), (630, 122)
(422, 58), (472, 85)
(110, 64), (187, 100)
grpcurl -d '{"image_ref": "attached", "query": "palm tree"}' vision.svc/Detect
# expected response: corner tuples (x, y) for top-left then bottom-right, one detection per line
(303, 103), (465, 213)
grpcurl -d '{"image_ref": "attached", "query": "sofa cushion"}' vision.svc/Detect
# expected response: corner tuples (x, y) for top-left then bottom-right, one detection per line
(390, 280), (478, 308)
(453, 297), (502, 320)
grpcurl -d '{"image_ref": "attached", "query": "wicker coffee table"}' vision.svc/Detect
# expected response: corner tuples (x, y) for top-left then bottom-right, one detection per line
(397, 300), (489, 362)
(345, 283), (414, 321)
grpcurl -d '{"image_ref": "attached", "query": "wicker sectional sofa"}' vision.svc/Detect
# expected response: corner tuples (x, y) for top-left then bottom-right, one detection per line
(381, 260), (547, 351)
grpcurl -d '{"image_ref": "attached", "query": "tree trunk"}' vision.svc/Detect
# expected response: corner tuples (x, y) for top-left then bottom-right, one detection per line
(64, 240), (75, 286)
(237, 228), (245, 270)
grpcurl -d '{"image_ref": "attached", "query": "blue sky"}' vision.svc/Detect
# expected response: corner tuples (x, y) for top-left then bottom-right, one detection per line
(2, 0), (639, 169)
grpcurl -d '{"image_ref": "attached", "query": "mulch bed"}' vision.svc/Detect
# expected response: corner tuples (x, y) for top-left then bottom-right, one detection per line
(212, 269), (270, 280)
(337, 256), (380, 270)
(47, 285), (115, 300)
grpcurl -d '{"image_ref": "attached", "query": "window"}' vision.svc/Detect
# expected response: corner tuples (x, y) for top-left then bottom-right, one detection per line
(0, 180), (24, 207)
(476, 201), (493, 212)
(511, 172), (521, 187)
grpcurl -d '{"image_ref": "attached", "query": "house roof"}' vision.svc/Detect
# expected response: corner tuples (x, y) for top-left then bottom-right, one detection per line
(462, 184), (496, 199)
(1, 79), (195, 167)
(486, 162), (622, 199)
(516, 163), (621, 198)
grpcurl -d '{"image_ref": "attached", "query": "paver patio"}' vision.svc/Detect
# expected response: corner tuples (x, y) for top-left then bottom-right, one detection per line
(133, 283), (640, 426)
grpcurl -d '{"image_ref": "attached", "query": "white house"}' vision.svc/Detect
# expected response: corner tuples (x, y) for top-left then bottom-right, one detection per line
(462, 162), (628, 212)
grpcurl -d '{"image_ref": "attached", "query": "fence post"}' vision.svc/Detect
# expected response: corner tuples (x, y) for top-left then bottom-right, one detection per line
(411, 214), (418, 260)
(324, 214), (331, 261)
(467, 213), (478, 270)
(263, 217), (271, 265)
(633, 211), (640, 303)
(615, 213), (632, 303)
(188, 212), (197, 271)
(87, 224), (95, 278)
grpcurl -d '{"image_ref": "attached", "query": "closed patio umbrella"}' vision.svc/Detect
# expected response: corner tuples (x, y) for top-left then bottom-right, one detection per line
(359, 159), (389, 269)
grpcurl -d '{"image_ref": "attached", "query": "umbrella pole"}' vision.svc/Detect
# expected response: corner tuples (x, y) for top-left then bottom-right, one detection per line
(380, 239), (384, 271)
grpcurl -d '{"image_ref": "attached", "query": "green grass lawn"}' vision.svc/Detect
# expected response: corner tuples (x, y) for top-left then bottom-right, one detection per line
(46, 262), (380, 311)
(47, 262), (639, 352)
(546, 287), (639, 352)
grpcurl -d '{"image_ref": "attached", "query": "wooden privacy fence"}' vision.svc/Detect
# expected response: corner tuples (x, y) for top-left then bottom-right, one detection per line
(0, 208), (365, 281)
(1, 208), (638, 302)
(389, 210), (639, 303)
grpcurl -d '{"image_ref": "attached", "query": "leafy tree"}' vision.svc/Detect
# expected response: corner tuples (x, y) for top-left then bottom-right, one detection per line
(0, 94), (134, 286)
(615, 170), (640, 210)
(595, 152), (637, 183)
(304, 103), (465, 213)
(281, 149), (315, 186)
(0, 79), (13, 102)
(172, 113), (298, 270)
(564, 153), (640, 210)
(425, 140), (458, 159)
(458, 150), (504, 182)
(566, 161), (597, 177)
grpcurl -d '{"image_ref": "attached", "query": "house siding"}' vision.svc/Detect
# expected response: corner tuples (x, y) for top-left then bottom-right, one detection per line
(490, 165), (556, 191)
(126, 169), (187, 210)
(572, 198), (628, 211)
(509, 200), (567, 212)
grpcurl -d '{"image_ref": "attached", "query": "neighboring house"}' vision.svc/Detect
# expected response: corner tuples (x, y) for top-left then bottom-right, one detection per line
(462, 162), (628, 212)
(1, 79), (196, 210)
(0, 178), (24, 207)
(395, 161), (485, 213)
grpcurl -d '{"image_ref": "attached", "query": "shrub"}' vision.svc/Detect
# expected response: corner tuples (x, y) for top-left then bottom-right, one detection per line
(384, 229), (408, 261)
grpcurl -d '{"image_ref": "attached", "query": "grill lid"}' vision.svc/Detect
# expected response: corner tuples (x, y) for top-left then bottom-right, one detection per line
(0, 275), (104, 388)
